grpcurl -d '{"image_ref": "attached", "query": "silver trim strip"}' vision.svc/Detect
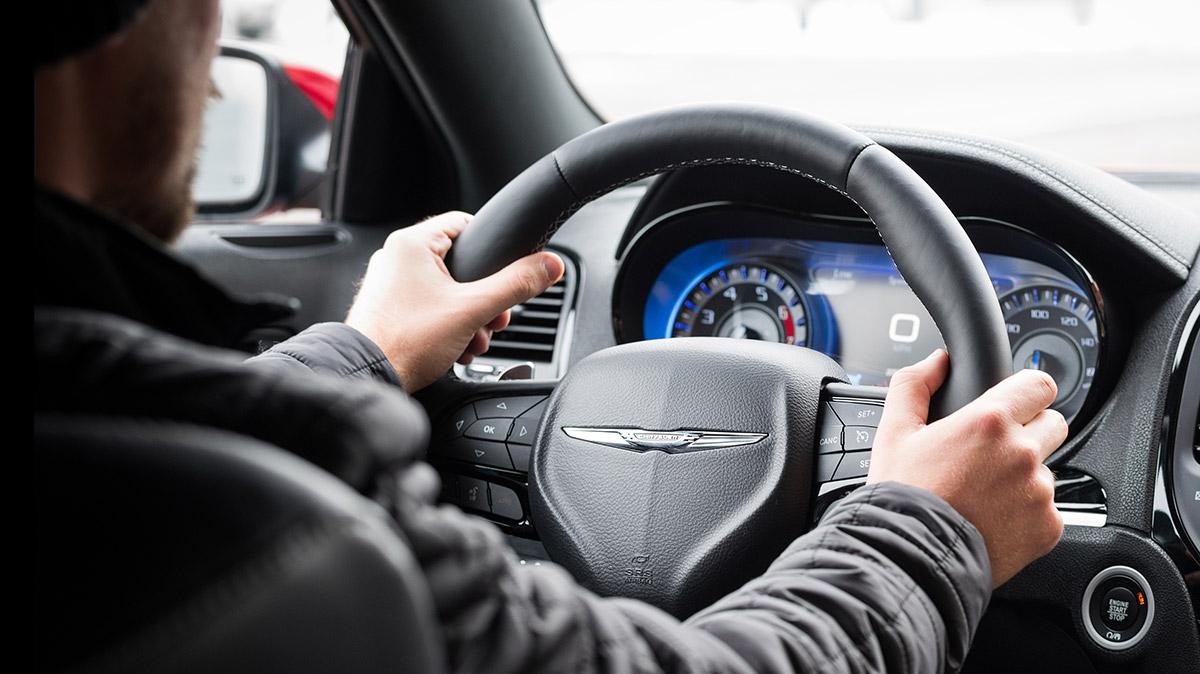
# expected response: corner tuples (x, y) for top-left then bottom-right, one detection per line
(561, 427), (767, 452)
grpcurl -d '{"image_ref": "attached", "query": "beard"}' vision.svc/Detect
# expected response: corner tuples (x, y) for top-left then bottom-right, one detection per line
(93, 160), (198, 244)
(89, 48), (209, 244)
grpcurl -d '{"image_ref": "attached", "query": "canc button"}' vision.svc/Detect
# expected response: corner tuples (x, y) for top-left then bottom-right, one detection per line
(817, 405), (844, 454)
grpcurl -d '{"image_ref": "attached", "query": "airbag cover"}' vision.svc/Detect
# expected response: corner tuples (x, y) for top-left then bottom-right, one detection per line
(530, 338), (845, 617)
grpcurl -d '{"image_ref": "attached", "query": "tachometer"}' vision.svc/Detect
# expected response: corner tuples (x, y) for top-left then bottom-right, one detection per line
(671, 262), (808, 345)
(1000, 285), (1100, 423)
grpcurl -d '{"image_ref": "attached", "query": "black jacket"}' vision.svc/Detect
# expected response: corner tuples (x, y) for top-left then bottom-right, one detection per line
(34, 188), (992, 673)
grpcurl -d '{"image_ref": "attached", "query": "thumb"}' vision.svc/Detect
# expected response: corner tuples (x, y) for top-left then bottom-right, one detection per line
(879, 349), (950, 433)
(462, 252), (565, 325)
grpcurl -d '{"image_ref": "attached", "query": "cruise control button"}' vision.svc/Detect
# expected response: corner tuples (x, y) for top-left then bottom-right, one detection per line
(446, 406), (475, 438)
(445, 437), (515, 470)
(465, 418), (513, 442)
(843, 426), (876, 451)
(474, 396), (544, 419)
(833, 450), (872, 480)
(489, 484), (524, 520)
(816, 453), (842, 482)
(509, 417), (538, 446)
(508, 443), (532, 472)
(817, 404), (844, 454)
(830, 401), (883, 427)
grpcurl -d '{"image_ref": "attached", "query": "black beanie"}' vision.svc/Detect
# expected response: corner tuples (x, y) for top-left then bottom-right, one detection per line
(34, 0), (153, 67)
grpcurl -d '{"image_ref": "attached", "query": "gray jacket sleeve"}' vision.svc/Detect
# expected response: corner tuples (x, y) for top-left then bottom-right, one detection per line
(246, 322), (404, 387)
(389, 467), (991, 674)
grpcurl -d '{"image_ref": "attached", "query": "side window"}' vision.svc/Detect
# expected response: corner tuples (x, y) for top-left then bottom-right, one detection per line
(193, 0), (350, 223)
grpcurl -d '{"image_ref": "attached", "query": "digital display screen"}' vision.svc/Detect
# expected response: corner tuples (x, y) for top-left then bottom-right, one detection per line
(644, 238), (1086, 387)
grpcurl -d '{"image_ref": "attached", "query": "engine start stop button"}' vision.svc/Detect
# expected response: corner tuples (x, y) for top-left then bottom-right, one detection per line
(1082, 565), (1154, 651)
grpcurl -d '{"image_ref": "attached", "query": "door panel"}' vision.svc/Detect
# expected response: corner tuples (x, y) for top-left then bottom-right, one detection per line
(177, 221), (395, 338)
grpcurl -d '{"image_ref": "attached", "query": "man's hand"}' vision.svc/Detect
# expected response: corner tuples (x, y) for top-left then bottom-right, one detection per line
(867, 349), (1068, 588)
(346, 212), (565, 392)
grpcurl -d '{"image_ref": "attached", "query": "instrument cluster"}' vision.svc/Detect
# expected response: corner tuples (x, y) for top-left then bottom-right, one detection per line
(615, 205), (1106, 425)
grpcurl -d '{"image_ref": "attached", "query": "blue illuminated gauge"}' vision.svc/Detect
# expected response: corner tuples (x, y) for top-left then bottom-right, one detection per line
(671, 262), (808, 345)
(1000, 285), (1100, 423)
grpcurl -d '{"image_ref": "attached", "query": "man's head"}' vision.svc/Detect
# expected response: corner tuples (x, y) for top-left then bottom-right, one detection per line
(34, 0), (222, 242)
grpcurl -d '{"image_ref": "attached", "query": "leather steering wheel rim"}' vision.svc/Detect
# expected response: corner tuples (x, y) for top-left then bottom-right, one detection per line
(447, 103), (1011, 417)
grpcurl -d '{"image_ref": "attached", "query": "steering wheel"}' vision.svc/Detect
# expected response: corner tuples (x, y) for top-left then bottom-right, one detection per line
(445, 104), (1011, 617)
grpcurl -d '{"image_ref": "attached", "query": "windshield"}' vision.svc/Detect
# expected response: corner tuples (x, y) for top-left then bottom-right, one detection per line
(538, 0), (1199, 173)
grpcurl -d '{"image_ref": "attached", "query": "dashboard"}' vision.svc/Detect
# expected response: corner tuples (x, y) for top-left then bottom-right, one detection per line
(615, 204), (1107, 427)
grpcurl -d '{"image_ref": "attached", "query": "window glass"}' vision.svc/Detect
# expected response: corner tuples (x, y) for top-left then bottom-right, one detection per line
(538, 0), (1200, 173)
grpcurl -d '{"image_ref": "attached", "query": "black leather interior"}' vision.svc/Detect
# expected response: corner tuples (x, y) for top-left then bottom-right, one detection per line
(35, 415), (446, 673)
(448, 103), (1010, 416)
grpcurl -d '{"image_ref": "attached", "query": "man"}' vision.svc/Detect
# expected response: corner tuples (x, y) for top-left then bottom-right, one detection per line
(34, 1), (1066, 672)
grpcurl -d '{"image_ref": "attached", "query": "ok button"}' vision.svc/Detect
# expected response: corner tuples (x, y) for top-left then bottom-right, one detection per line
(465, 418), (513, 442)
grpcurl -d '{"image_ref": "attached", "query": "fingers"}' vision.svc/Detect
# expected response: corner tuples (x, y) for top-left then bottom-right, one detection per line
(487, 310), (511, 332)
(974, 369), (1059, 425)
(1031, 464), (1064, 555)
(1022, 408), (1069, 461)
(386, 212), (472, 259)
(416, 211), (472, 239)
(879, 349), (950, 433)
(458, 328), (492, 364)
(462, 252), (565, 326)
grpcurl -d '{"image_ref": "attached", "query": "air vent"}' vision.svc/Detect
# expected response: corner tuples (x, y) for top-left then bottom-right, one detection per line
(488, 278), (568, 363)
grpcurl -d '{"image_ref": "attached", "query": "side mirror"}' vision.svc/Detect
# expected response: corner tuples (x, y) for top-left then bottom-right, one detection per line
(193, 43), (336, 219)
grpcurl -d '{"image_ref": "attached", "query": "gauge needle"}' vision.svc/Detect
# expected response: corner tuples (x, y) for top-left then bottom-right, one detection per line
(1025, 349), (1048, 372)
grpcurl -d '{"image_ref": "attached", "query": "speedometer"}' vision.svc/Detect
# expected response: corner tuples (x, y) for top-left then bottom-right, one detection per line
(1000, 285), (1100, 423)
(671, 262), (809, 346)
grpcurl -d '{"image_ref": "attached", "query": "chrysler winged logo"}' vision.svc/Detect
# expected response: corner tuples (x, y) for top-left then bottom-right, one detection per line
(561, 427), (767, 453)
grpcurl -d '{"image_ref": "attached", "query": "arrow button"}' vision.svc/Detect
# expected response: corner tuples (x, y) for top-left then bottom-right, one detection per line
(474, 396), (545, 419)
(446, 405), (476, 439)
(508, 418), (538, 446)
(444, 438), (515, 471)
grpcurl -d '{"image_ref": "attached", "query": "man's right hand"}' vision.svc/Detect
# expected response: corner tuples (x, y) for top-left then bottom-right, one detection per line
(867, 349), (1068, 588)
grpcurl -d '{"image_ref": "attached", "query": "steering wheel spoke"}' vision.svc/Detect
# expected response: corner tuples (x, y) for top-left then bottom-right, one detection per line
(418, 377), (556, 537)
